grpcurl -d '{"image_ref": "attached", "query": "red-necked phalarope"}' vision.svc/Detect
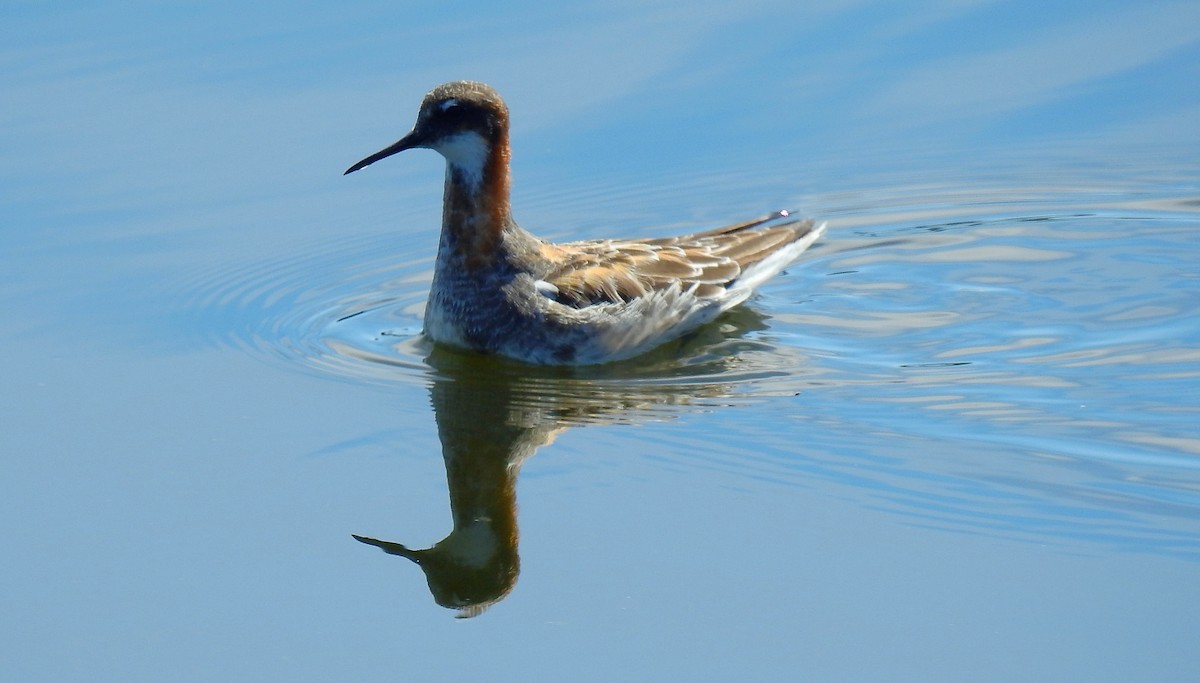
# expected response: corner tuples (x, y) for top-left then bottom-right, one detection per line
(345, 81), (826, 365)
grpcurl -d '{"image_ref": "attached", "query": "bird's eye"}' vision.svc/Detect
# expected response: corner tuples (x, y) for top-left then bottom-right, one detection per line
(438, 98), (460, 113)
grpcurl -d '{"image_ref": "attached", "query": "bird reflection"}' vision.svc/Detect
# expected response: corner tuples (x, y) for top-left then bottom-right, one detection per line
(353, 307), (773, 617)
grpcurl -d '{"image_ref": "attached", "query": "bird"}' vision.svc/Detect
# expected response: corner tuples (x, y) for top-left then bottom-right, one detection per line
(344, 81), (826, 365)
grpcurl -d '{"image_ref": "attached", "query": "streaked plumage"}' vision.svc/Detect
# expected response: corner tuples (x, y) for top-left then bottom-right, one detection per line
(345, 81), (826, 365)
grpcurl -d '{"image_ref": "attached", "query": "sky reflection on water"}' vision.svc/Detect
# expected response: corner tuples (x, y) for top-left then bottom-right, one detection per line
(3, 2), (1200, 682)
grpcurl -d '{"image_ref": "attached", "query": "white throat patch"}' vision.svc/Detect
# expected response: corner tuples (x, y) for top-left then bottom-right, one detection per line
(435, 131), (489, 188)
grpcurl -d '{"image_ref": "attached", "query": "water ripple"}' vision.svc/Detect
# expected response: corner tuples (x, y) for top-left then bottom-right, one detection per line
(170, 178), (1200, 557)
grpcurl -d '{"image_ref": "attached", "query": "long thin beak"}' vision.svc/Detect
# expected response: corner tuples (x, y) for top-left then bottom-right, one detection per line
(352, 534), (425, 564)
(344, 130), (422, 175)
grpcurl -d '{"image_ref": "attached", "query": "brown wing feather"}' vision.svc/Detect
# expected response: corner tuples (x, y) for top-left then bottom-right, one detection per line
(707, 228), (798, 264)
(543, 245), (664, 306)
(543, 213), (816, 308)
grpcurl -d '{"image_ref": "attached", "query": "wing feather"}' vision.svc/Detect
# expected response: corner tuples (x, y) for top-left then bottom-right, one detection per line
(541, 213), (821, 308)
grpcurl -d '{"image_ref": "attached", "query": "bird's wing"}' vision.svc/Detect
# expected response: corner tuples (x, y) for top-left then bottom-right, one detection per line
(539, 213), (817, 308)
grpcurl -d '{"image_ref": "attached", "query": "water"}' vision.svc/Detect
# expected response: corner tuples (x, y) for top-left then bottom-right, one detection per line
(3, 3), (1199, 682)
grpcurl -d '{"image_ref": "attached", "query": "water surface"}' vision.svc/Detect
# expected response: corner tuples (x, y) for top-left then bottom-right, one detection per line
(3, 2), (1199, 682)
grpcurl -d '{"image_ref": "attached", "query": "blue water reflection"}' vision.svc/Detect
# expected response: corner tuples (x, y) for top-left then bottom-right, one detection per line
(3, 1), (1200, 681)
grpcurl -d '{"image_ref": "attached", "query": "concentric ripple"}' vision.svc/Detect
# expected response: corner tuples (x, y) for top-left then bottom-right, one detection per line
(167, 217), (832, 425)
(172, 179), (1200, 443)
(164, 177), (1200, 557)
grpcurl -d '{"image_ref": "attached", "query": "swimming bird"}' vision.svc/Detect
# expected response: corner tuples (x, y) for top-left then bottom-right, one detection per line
(345, 81), (826, 365)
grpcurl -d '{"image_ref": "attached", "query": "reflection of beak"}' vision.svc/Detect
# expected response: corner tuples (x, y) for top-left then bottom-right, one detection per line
(352, 534), (423, 564)
(344, 129), (423, 175)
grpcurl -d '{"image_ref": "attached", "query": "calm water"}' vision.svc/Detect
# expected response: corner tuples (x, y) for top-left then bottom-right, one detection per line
(4, 3), (1199, 682)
